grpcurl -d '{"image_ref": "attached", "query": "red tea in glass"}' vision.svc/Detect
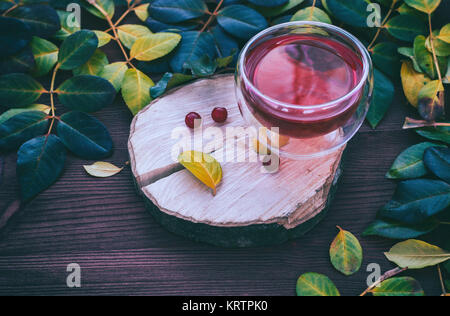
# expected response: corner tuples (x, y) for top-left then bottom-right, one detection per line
(235, 22), (372, 158)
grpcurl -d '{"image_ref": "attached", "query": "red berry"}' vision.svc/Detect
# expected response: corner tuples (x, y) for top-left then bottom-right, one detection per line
(185, 112), (201, 129)
(212, 107), (228, 123)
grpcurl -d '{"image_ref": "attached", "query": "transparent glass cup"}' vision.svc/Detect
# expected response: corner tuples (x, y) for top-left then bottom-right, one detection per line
(235, 21), (373, 159)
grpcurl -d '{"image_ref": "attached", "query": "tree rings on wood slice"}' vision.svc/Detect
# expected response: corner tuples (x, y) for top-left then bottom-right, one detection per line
(128, 75), (345, 247)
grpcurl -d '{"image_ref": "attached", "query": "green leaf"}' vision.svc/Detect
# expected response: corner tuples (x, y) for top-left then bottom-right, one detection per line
(404, 0), (441, 14)
(83, 161), (123, 178)
(398, 47), (424, 73)
(416, 126), (450, 144)
(84, 0), (115, 20)
(257, 0), (305, 17)
(397, 3), (428, 21)
(93, 30), (112, 48)
(6, 4), (60, 38)
(0, 73), (44, 108)
(134, 3), (150, 22)
(121, 68), (154, 115)
(385, 239), (450, 269)
(363, 218), (439, 239)
(184, 54), (217, 77)
(30, 36), (58, 77)
(148, 0), (207, 24)
(417, 80), (445, 121)
(380, 179), (450, 224)
(329, 226), (363, 276)
(56, 111), (113, 159)
(385, 15), (427, 42)
(291, 7), (331, 24)
(217, 5), (268, 40)
(0, 104), (50, 125)
(150, 72), (194, 98)
(58, 30), (99, 70)
(372, 42), (400, 78)
(322, 0), (368, 27)
(0, 111), (49, 151)
(0, 16), (31, 58)
(53, 10), (80, 41)
(401, 61), (431, 107)
(414, 35), (446, 80)
(371, 277), (424, 296)
(118, 24), (153, 50)
(423, 146), (450, 183)
(98, 61), (128, 92)
(17, 134), (66, 201)
(169, 31), (216, 73)
(130, 33), (182, 62)
(0, 47), (35, 75)
(57, 75), (116, 112)
(247, 0), (289, 6)
(73, 49), (109, 76)
(367, 69), (395, 128)
(296, 273), (340, 296)
(386, 142), (444, 179)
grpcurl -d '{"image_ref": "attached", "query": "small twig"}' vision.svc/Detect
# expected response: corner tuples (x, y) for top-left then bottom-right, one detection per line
(360, 267), (408, 296)
(46, 63), (60, 136)
(403, 117), (450, 129)
(438, 265), (447, 296)
(89, 0), (135, 68)
(367, 0), (397, 51)
(2, 3), (18, 16)
(199, 0), (224, 33)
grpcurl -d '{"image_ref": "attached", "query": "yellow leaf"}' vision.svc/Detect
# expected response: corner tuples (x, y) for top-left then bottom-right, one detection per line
(134, 3), (150, 22)
(93, 30), (112, 47)
(117, 24), (152, 50)
(130, 33), (182, 62)
(83, 162), (123, 178)
(178, 151), (223, 196)
(121, 68), (154, 115)
(401, 61), (431, 107)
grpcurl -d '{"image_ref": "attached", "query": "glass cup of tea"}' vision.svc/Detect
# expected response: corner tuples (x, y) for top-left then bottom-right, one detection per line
(235, 21), (373, 159)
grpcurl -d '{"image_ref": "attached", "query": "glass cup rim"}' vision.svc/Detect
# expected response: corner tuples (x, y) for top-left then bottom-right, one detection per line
(238, 21), (371, 110)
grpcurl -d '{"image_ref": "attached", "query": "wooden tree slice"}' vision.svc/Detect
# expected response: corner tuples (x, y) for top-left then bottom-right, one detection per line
(128, 75), (345, 247)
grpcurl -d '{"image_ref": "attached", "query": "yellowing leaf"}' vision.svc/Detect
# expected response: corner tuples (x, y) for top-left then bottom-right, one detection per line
(134, 3), (150, 22)
(178, 151), (223, 196)
(404, 0), (441, 14)
(438, 24), (450, 43)
(121, 68), (154, 115)
(330, 226), (363, 276)
(83, 161), (123, 178)
(371, 277), (425, 296)
(99, 62), (128, 92)
(401, 61), (431, 107)
(296, 273), (340, 296)
(94, 30), (112, 47)
(117, 24), (152, 50)
(385, 239), (450, 269)
(130, 33), (182, 62)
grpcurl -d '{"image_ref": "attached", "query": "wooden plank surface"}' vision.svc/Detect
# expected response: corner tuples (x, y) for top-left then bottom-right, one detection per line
(0, 8), (448, 296)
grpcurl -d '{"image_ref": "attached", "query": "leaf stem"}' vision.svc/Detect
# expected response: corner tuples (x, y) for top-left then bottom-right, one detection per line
(403, 117), (450, 129)
(2, 3), (18, 16)
(438, 264), (447, 296)
(90, 0), (135, 69)
(360, 267), (408, 296)
(367, 0), (397, 51)
(428, 13), (443, 83)
(200, 0), (224, 33)
(46, 63), (60, 136)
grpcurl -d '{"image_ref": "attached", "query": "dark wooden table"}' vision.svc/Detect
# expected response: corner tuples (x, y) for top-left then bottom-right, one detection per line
(0, 8), (448, 296)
